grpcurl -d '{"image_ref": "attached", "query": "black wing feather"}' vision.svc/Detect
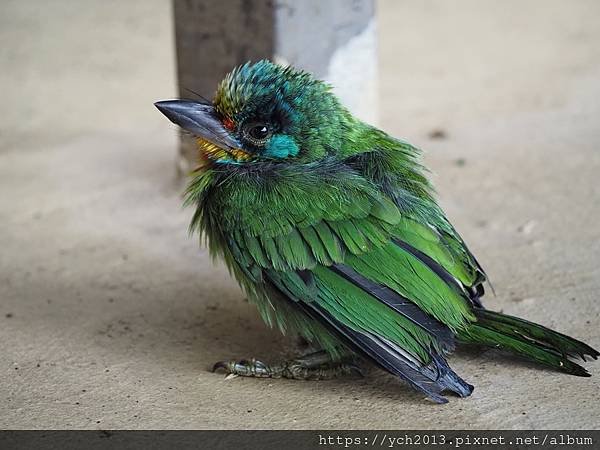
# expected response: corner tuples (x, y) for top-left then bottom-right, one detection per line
(330, 263), (456, 352)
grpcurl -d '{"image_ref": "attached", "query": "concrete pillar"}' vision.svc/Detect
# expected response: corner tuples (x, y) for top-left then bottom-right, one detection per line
(173, 0), (377, 172)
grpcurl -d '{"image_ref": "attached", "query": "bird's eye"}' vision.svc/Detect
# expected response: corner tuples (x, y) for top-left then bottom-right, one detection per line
(250, 125), (269, 140)
(243, 122), (272, 145)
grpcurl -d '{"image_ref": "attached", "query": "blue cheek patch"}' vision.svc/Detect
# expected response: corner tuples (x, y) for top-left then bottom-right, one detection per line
(263, 134), (299, 159)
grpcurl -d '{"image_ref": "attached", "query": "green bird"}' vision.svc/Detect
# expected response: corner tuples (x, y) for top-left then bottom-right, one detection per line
(155, 60), (598, 403)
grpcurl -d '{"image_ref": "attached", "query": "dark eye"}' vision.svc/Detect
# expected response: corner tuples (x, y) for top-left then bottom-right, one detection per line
(243, 122), (272, 145)
(250, 125), (269, 140)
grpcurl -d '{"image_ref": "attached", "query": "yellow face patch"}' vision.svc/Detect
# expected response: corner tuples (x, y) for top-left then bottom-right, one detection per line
(196, 138), (253, 163)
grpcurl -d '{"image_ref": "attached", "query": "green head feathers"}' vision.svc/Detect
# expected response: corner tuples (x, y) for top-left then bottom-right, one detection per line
(214, 60), (353, 162)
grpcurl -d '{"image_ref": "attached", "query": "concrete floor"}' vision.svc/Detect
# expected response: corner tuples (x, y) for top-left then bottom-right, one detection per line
(2, 1), (600, 429)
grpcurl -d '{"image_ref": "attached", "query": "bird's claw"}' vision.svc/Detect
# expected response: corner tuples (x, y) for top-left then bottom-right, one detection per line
(211, 361), (228, 372)
(211, 354), (364, 380)
(211, 358), (272, 378)
(346, 363), (365, 378)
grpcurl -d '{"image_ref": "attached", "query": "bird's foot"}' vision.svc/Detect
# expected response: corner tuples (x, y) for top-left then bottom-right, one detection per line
(212, 350), (363, 380)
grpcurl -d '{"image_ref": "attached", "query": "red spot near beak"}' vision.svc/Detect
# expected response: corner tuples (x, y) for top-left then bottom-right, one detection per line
(222, 117), (235, 131)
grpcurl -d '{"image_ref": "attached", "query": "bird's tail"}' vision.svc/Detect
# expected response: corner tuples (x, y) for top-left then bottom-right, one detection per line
(458, 309), (599, 376)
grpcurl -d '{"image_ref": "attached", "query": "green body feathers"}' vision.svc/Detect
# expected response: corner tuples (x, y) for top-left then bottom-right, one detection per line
(172, 61), (598, 403)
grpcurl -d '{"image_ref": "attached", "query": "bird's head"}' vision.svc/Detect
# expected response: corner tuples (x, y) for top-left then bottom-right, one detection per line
(155, 60), (356, 166)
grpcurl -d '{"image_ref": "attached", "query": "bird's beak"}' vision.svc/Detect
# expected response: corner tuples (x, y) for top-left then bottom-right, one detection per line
(154, 100), (248, 161)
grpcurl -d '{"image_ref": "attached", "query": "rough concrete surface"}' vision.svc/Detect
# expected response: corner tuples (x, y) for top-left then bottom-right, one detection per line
(1, 0), (599, 429)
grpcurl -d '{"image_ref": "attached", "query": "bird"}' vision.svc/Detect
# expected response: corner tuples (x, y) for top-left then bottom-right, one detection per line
(155, 60), (598, 403)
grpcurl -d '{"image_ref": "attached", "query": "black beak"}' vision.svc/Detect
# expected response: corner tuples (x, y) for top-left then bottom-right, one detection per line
(154, 100), (241, 150)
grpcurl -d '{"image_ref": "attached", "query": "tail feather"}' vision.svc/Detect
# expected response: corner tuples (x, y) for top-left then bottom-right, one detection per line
(459, 309), (598, 377)
(477, 310), (599, 361)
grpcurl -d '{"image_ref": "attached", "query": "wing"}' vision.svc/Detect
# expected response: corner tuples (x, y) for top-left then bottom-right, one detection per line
(346, 137), (489, 301)
(192, 160), (478, 402)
